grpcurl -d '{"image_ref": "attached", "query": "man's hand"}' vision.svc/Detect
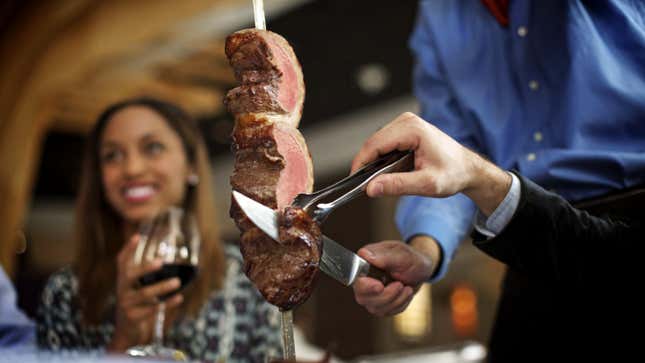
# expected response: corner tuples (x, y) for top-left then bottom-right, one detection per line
(350, 112), (513, 316)
(351, 112), (511, 216)
(351, 112), (475, 198)
(352, 239), (435, 316)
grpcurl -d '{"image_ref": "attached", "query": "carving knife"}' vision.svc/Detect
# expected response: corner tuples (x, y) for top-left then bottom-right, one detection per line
(232, 190), (393, 286)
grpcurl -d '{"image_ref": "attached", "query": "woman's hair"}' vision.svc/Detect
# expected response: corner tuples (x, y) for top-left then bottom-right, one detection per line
(75, 97), (226, 324)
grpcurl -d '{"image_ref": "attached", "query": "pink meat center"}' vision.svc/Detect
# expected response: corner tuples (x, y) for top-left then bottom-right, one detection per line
(269, 40), (298, 114)
(274, 127), (309, 209)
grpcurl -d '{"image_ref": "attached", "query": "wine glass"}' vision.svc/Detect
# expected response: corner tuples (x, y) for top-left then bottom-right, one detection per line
(126, 207), (200, 361)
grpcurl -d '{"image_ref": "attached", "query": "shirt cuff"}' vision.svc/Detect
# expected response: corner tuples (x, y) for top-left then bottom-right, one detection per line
(473, 172), (521, 238)
(397, 194), (476, 282)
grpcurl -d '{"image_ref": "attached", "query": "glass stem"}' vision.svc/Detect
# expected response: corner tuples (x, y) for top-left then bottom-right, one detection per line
(154, 302), (166, 348)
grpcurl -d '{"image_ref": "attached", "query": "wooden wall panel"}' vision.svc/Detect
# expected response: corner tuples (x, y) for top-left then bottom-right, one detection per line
(0, 0), (238, 276)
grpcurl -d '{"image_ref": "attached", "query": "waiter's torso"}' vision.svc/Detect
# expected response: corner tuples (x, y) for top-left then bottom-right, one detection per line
(414, 0), (645, 202)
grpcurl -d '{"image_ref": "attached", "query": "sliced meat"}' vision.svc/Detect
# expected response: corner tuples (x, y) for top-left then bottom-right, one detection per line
(226, 29), (319, 310)
(240, 207), (321, 311)
(225, 29), (305, 128)
(272, 122), (314, 209)
(230, 121), (313, 208)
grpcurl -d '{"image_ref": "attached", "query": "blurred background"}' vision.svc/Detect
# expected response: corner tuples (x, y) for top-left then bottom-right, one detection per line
(0, 0), (504, 361)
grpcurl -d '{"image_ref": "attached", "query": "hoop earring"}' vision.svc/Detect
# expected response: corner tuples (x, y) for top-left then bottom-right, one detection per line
(187, 174), (199, 186)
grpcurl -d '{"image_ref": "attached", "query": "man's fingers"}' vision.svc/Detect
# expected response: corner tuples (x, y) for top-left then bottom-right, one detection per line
(382, 286), (415, 316)
(357, 242), (401, 269)
(350, 124), (399, 173)
(358, 242), (411, 273)
(367, 171), (433, 197)
(361, 282), (405, 316)
(352, 260), (422, 317)
(356, 247), (379, 267)
(351, 113), (422, 173)
(353, 277), (385, 304)
(351, 146), (383, 174)
(361, 282), (403, 307)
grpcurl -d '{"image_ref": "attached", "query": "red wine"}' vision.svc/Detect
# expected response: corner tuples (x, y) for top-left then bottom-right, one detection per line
(139, 264), (197, 300)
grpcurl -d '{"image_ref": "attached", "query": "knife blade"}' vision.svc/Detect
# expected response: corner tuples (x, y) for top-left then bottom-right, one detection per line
(233, 190), (393, 286)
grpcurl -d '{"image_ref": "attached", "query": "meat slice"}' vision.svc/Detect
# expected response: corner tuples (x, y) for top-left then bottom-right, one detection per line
(226, 29), (320, 310)
(225, 29), (305, 128)
(231, 121), (313, 210)
(229, 121), (314, 234)
(240, 207), (321, 310)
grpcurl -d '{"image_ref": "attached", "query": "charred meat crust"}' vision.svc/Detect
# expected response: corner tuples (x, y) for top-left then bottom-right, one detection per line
(224, 84), (286, 115)
(238, 207), (321, 311)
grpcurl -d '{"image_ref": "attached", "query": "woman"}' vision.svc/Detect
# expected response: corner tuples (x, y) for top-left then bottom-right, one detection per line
(36, 98), (282, 362)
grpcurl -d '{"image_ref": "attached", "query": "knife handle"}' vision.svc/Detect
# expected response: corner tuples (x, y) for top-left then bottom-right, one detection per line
(366, 265), (394, 286)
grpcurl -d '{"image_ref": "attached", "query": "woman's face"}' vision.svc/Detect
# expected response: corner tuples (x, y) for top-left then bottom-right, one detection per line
(99, 105), (193, 224)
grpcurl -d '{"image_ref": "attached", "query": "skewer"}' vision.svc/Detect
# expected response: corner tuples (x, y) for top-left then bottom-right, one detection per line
(252, 0), (266, 30)
(281, 309), (296, 360)
(251, 1), (293, 360)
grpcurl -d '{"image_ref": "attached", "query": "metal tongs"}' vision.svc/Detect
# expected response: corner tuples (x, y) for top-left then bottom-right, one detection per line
(234, 150), (413, 361)
(293, 150), (415, 223)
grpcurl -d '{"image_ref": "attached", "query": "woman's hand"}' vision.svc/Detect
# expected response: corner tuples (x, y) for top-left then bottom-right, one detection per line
(108, 235), (184, 352)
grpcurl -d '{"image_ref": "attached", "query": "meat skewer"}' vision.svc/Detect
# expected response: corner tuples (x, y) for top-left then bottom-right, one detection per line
(252, 0), (266, 30)
(225, 25), (318, 360)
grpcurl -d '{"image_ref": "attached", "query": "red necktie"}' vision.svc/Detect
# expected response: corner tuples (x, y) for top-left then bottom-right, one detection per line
(481, 0), (510, 26)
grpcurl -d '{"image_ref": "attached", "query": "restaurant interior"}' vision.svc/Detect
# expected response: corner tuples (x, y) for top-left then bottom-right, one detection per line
(0, 0), (508, 361)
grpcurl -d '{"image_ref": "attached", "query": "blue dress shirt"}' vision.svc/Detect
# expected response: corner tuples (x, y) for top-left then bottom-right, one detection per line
(0, 265), (35, 347)
(398, 0), (645, 280)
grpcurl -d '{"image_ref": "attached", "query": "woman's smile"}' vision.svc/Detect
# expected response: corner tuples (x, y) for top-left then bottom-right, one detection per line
(122, 182), (158, 204)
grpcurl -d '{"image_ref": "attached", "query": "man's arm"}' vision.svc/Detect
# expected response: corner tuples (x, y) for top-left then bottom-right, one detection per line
(396, 195), (476, 280)
(395, 3), (484, 281)
(351, 111), (641, 315)
(473, 173), (638, 285)
(351, 112), (498, 316)
(0, 265), (35, 347)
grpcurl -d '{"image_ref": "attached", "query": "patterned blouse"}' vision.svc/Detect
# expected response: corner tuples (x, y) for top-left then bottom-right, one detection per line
(36, 244), (283, 362)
